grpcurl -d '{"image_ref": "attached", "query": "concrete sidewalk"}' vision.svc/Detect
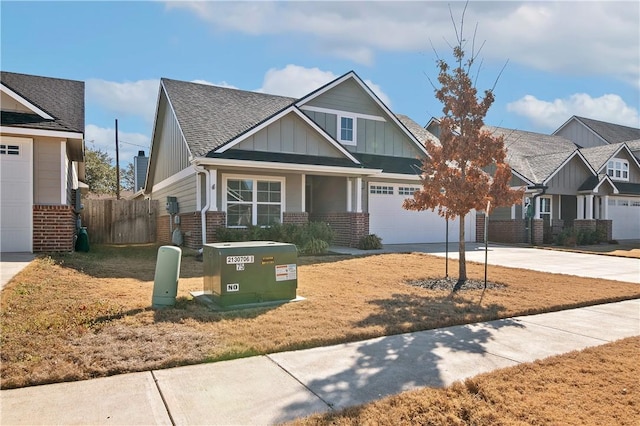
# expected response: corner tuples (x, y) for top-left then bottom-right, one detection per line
(2, 299), (638, 425)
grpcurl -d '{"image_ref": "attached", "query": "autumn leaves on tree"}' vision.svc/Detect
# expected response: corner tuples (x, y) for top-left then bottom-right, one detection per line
(404, 9), (524, 290)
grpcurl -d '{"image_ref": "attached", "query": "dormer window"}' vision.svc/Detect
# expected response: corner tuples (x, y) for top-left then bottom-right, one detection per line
(607, 159), (629, 181)
(338, 114), (356, 145)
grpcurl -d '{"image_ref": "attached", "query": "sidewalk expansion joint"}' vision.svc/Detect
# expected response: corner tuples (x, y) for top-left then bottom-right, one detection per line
(151, 370), (176, 426)
(515, 319), (616, 343)
(265, 355), (336, 412)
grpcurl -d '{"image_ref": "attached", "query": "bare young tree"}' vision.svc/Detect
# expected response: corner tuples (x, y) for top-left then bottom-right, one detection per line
(404, 5), (523, 291)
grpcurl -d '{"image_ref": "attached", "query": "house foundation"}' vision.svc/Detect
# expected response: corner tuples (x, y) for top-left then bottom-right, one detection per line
(33, 205), (76, 252)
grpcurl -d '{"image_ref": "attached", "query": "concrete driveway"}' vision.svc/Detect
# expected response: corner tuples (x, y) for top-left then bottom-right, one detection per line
(331, 242), (639, 284)
(0, 252), (35, 290)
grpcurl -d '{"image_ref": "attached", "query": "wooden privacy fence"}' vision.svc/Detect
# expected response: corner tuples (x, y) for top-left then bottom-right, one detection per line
(81, 199), (158, 244)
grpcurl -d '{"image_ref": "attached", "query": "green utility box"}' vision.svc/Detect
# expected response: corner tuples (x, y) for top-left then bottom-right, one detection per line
(203, 241), (297, 307)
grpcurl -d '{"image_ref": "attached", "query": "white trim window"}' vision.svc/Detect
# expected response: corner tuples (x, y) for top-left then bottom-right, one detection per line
(338, 114), (356, 145)
(0, 144), (20, 155)
(607, 159), (629, 181)
(370, 185), (394, 195)
(225, 176), (284, 227)
(398, 186), (420, 196)
(539, 196), (551, 223)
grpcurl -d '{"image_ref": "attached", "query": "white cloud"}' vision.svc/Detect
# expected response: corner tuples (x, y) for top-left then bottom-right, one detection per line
(166, 1), (639, 87)
(85, 124), (151, 166)
(86, 79), (159, 123)
(507, 93), (640, 130)
(257, 64), (392, 106)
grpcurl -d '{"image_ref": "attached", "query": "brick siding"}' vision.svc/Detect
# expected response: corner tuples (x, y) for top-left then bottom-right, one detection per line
(283, 212), (309, 225)
(574, 219), (596, 234)
(488, 219), (528, 243)
(311, 212), (369, 247)
(596, 219), (612, 241)
(33, 205), (76, 252)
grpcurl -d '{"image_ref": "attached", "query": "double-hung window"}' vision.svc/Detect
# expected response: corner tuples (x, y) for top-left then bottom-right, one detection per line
(338, 114), (356, 145)
(226, 177), (283, 227)
(607, 159), (629, 181)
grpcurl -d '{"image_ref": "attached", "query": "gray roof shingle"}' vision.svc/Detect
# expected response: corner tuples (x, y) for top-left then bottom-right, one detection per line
(485, 126), (577, 183)
(1, 71), (84, 133)
(161, 78), (296, 158)
(574, 116), (640, 144)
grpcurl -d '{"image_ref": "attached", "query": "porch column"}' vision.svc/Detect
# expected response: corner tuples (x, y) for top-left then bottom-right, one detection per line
(210, 169), (218, 211)
(577, 195), (585, 219)
(603, 195), (609, 219)
(585, 194), (594, 220)
(510, 204), (516, 220)
(346, 178), (352, 212)
(355, 177), (362, 213)
(534, 197), (541, 219)
(301, 174), (306, 212)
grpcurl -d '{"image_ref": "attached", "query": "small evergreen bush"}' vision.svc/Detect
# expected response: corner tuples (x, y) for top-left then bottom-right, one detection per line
(358, 234), (383, 250)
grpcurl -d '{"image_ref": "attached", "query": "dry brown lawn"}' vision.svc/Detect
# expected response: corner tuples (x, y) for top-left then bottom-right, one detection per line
(1, 244), (639, 392)
(291, 336), (640, 426)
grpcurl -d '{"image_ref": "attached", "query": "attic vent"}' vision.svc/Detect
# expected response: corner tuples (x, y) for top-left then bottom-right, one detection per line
(0, 144), (20, 155)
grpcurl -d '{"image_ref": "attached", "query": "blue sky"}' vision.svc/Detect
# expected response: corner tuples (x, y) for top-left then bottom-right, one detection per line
(2, 1), (639, 165)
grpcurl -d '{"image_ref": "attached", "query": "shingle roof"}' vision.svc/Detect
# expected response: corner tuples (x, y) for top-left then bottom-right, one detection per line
(574, 116), (640, 144)
(161, 78), (296, 157)
(395, 114), (439, 146)
(1, 71), (84, 133)
(485, 126), (577, 183)
(579, 143), (623, 171)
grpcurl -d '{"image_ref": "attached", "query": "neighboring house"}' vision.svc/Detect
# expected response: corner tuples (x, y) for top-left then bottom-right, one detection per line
(0, 71), (85, 253)
(143, 71), (477, 248)
(554, 116), (640, 148)
(456, 124), (640, 244)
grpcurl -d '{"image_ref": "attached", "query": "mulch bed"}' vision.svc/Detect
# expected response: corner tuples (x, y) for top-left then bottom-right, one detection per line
(405, 277), (506, 291)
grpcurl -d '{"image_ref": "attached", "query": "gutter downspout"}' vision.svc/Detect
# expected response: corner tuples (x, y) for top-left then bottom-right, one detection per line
(528, 184), (548, 244)
(193, 164), (210, 247)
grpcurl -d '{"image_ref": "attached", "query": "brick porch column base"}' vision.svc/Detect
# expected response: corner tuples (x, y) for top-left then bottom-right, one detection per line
(283, 212), (309, 225)
(311, 212), (369, 248)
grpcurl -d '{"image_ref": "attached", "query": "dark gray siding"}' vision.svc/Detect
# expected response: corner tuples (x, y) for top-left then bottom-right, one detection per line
(546, 156), (593, 195)
(556, 121), (605, 149)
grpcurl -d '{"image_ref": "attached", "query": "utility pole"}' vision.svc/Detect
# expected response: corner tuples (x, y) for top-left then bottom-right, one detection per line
(115, 118), (120, 200)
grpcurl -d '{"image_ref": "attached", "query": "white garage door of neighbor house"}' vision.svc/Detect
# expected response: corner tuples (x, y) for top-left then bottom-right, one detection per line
(368, 183), (476, 245)
(0, 136), (33, 252)
(609, 197), (640, 241)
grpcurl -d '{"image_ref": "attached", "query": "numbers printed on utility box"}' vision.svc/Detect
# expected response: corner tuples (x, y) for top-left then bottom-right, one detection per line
(226, 255), (254, 264)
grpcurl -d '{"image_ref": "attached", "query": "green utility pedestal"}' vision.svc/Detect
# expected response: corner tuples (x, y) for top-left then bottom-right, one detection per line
(203, 241), (297, 308)
(152, 245), (182, 307)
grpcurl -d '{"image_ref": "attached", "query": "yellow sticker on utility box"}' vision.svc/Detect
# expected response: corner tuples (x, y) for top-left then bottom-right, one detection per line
(275, 264), (297, 281)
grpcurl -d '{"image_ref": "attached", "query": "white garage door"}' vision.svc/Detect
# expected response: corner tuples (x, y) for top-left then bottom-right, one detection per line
(1, 136), (33, 252)
(368, 183), (476, 244)
(609, 197), (640, 240)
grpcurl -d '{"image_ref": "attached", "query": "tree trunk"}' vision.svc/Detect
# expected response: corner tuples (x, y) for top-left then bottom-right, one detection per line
(453, 213), (467, 292)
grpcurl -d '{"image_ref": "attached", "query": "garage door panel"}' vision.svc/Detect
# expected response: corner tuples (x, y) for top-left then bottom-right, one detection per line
(368, 183), (474, 244)
(609, 197), (640, 240)
(0, 137), (33, 252)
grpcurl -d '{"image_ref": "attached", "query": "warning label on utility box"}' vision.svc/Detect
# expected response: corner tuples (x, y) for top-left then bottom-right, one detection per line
(275, 264), (297, 281)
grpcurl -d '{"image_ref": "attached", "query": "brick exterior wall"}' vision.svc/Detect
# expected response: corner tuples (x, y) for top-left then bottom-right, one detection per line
(178, 213), (202, 249)
(574, 219), (596, 234)
(205, 211), (226, 244)
(283, 212), (309, 225)
(311, 212), (369, 247)
(531, 219), (544, 245)
(488, 219), (528, 244)
(33, 205), (76, 252)
(476, 214), (485, 242)
(596, 219), (612, 241)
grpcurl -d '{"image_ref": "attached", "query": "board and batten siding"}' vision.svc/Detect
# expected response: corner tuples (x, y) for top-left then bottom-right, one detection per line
(234, 113), (344, 158)
(555, 121), (605, 149)
(303, 110), (421, 158)
(152, 172), (197, 216)
(33, 137), (62, 204)
(545, 156), (594, 195)
(151, 93), (191, 184)
(306, 78), (384, 117)
(611, 150), (640, 183)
